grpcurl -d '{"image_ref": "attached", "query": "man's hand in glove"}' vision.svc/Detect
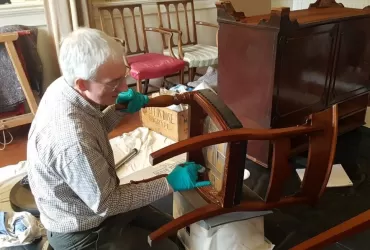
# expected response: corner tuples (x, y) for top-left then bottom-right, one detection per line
(166, 162), (211, 192)
(116, 89), (149, 113)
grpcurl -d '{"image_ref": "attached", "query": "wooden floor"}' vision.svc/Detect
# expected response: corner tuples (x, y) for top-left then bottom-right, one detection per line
(0, 113), (141, 168)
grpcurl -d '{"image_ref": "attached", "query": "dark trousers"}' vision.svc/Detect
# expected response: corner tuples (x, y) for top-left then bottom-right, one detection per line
(47, 205), (182, 250)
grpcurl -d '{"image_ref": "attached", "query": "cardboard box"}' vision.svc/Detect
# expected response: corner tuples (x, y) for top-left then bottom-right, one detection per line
(140, 105), (189, 142)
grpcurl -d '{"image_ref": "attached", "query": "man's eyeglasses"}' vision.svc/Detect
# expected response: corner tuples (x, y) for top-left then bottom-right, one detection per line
(105, 70), (130, 91)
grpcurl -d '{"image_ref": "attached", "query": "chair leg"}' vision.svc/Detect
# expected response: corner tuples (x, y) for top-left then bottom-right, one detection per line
(136, 79), (143, 93)
(179, 70), (185, 85)
(144, 79), (150, 94)
(189, 67), (196, 82)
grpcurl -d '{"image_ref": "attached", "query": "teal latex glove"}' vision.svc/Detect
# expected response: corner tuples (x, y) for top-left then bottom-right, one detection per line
(166, 162), (211, 192)
(116, 89), (149, 113)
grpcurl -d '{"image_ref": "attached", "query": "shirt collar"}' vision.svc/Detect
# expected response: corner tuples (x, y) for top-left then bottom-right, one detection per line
(60, 77), (105, 118)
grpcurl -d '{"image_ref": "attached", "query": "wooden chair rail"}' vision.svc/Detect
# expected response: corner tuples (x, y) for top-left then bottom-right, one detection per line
(148, 196), (309, 245)
(195, 21), (219, 29)
(290, 209), (370, 250)
(149, 124), (325, 166)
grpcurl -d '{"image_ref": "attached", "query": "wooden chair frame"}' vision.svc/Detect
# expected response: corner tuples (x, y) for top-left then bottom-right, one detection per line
(291, 209), (370, 249)
(0, 31), (38, 130)
(156, 0), (219, 81)
(92, 2), (185, 93)
(127, 90), (338, 246)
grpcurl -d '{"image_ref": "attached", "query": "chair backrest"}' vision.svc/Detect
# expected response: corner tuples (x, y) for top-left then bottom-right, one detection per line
(149, 90), (338, 208)
(92, 2), (149, 56)
(156, 0), (197, 50)
(265, 104), (338, 205)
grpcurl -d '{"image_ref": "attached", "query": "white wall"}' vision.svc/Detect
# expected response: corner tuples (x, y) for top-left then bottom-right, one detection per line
(93, 2), (218, 55)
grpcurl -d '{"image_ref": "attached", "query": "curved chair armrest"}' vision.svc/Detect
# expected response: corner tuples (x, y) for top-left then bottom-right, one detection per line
(195, 21), (219, 29)
(148, 195), (302, 245)
(195, 21), (219, 46)
(148, 203), (221, 246)
(150, 125), (323, 166)
(145, 27), (183, 59)
(112, 37), (130, 67)
(113, 37), (125, 47)
(146, 26), (184, 59)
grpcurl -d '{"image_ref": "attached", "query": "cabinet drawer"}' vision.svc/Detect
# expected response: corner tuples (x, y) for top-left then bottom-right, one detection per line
(338, 108), (367, 135)
(337, 93), (369, 119)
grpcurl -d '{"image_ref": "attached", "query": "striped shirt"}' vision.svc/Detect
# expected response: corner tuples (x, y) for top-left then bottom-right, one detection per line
(27, 77), (171, 233)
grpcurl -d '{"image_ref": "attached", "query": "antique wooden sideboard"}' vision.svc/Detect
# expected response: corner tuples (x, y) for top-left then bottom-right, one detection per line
(216, 0), (370, 167)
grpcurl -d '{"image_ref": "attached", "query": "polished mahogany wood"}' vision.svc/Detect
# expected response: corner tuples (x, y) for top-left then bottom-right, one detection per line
(290, 209), (370, 250)
(216, 0), (370, 167)
(148, 104), (338, 245)
(123, 90), (246, 208)
(149, 125), (324, 165)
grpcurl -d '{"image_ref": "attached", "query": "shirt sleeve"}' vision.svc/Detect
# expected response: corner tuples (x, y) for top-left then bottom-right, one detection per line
(101, 105), (126, 133)
(55, 135), (172, 217)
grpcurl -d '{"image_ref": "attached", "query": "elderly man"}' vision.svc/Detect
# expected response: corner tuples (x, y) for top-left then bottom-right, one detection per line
(27, 28), (210, 250)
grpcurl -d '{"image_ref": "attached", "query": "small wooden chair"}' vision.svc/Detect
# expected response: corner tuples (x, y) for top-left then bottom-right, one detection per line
(134, 90), (338, 246)
(92, 2), (186, 94)
(156, 0), (219, 82)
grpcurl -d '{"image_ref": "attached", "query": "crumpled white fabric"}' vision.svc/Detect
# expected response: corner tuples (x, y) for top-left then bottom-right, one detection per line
(0, 211), (46, 248)
(182, 219), (274, 250)
(188, 66), (218, 91)
(173, 192), (274, 250)
(0, 161), (28, 212)
(110, 127), (178, 178)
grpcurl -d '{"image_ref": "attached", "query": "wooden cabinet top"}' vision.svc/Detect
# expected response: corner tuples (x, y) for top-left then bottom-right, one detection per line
(217, 0), (370, 29)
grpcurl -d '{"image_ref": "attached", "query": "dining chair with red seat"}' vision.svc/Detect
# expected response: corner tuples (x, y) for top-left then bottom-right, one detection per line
(92, 2), (186, 94)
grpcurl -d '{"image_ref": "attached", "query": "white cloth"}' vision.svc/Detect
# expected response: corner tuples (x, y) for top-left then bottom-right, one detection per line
(110, 127), (180, 178)
(188, 66), (218, 92)
(0, 161), (28, 212)
(181, 219), (274, 250)
(0, 211), (46, 248)
(173, 192), (274, 250)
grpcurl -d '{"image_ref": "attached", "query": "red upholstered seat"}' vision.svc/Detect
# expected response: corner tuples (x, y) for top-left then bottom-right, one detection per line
(127, 53), (185, 80)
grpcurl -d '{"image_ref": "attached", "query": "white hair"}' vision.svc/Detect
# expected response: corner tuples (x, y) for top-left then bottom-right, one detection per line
(58, 27), (125, 86)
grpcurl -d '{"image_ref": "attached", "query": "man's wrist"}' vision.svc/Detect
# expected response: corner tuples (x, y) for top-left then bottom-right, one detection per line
(165, 178), (174, 193)
(114, 103), (127, 112)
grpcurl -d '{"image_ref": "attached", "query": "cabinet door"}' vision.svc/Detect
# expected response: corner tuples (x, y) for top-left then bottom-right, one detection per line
(329, 18), (370, 105)
(273, 24), (337, 128)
